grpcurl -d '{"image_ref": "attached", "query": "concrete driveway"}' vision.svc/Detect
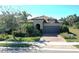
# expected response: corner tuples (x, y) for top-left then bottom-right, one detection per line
(41, 34), (66, 42)
(40, 34), (76, 49)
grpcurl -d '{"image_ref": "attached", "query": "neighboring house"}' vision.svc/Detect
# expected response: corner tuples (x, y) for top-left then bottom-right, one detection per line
(31, 16), (61, 34)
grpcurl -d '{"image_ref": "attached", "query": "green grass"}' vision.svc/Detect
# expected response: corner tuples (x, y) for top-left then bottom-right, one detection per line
(60, 27), (79, 48)
(0, 34), (40, 42)
(0, 43), (32, 47)
(8, 37), (40, 42)
(69, 27), (79, 39)
(60, 27), (79, 42)
(74, 45), (79, 48)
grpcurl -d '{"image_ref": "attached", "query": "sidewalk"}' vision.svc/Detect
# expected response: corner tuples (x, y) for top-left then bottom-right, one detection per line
(0, 41), (78, 49)
(0, 47), (78, 53)
(1, 41), (79, 45)
(0, 41), (79, 52)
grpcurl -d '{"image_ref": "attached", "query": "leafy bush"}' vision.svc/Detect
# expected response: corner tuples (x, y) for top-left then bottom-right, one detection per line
(32, 29), (42, 36)
(26, 25), (34, 36)
(0, 34), (9, 41)
(13, 27), (42, 37)
(14, 31), (27, 37)
(74, 22), (79, 29)
(10, 22), (42, 37)
(4, 29), (12, 34)
(60, 25), (69, 33)
(26, 25), (42, 37)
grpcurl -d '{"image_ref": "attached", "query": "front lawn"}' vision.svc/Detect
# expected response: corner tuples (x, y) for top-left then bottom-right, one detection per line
(0, 34), (40, 47)
(0, 43), (32, 47)
(8, 37), (40, 42)
(0, 34), (40, 42)
(69, 27), (79, 39)
(60, 27), (79, 42)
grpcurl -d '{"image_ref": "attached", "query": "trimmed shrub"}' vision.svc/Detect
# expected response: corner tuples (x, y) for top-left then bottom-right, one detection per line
(60, 25), (69, 33)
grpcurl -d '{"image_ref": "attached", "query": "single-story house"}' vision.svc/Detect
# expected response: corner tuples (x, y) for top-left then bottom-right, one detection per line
(31, 16), (61, 34)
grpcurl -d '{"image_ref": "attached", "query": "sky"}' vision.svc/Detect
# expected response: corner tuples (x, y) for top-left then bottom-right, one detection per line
(0, 5), (79, 19)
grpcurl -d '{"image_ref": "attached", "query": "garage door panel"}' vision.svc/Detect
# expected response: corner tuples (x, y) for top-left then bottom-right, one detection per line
(43, 26), (60, 34)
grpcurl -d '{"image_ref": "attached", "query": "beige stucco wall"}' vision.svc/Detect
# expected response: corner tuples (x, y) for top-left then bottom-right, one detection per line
(33, 20), (43, 29)
(33, 19), (61, 30)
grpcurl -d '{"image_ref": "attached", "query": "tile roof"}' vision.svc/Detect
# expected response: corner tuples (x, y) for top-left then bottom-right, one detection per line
(31, 16), (58, 23)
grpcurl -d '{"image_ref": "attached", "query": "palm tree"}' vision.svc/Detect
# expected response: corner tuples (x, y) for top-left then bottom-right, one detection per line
(20, 11), (32, 36)
(21, 11), (32, 22)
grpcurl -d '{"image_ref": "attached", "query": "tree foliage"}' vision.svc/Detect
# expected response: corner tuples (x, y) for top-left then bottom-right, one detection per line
(59, 14), (79, 26)
(2, 11), (18, 31)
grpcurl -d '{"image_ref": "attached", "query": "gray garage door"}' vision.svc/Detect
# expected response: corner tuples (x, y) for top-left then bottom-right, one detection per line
(43, 26), (60, 34)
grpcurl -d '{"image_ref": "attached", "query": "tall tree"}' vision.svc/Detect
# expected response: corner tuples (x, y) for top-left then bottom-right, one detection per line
(1, 11), (18, 39)
(20, 11), (32, 36)
(59, 17), (69, 25)
(66, 14), (78, 26)
(21, 11), (32, 22)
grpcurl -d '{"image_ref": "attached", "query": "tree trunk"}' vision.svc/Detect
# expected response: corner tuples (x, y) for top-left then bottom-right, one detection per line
(12, 30), (16, 40)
